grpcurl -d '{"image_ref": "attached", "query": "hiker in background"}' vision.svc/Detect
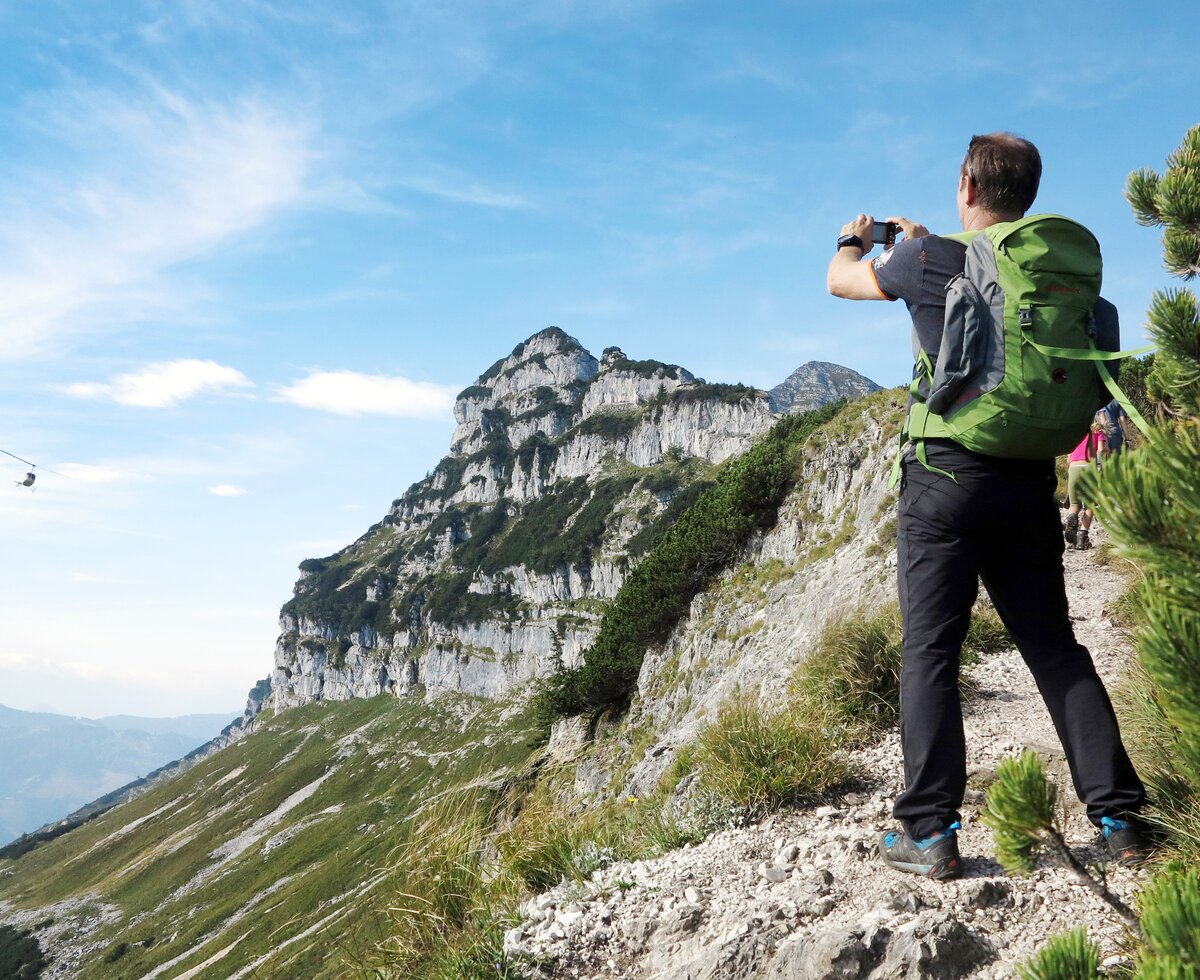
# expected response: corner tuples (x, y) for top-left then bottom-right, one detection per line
(1064, 416), (1108, 550)
(1101, 397), (1133, 454)
(826, 132), (1149, 880)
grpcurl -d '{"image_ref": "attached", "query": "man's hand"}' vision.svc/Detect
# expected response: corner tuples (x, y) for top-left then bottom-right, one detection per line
(888, 216), (929, 241)
(828, 213), (885, 300)
(840, 213), (876, 253)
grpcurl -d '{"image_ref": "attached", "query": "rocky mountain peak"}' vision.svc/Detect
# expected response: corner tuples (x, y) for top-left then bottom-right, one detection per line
(451, 328), (599, 443)
(768, 360), (882, 414)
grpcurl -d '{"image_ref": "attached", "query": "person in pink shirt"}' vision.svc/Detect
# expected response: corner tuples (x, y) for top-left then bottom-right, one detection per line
(1064, 417), (1108, 549)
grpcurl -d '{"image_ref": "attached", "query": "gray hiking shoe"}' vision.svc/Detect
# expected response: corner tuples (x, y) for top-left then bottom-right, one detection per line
(1101, 816), (1155, 867)
(1075, 528), (1091, 550)
(879, 822), (963, 880)
(1064, 512), (1079, 544)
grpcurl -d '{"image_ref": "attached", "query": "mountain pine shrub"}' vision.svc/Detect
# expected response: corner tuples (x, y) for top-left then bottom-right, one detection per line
(0, 926), (46, 980)
(1091, 124), (1200, 863)
(543, 401), (844, 715)
(981, 751), (1138, 931)
(980, 750), (1062, 876)
(1134, 863), (1200, 980)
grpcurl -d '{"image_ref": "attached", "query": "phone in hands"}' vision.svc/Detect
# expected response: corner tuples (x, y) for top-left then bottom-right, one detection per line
(872, 221), (898, 249)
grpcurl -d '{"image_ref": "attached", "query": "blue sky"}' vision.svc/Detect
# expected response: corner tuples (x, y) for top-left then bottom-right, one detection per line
(1, 0), (1195, 717)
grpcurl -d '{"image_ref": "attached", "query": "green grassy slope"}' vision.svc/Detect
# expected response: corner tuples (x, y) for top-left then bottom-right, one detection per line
(0, 693), (541, 979)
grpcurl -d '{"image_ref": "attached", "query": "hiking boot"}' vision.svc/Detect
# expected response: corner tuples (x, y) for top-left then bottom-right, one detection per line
(1101, 816), (1154, 867)
(1075, 528), (1091, 550)
(1064, 511), (1079, 544)
(879, 822), (963, 880)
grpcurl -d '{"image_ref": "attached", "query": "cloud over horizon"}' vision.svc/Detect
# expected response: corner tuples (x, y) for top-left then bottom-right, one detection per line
(65, 359), (254, 408)
(274, 370), (457, 417)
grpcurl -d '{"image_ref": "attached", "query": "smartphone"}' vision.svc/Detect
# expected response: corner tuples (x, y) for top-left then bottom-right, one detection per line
(872, 221), (898, 248)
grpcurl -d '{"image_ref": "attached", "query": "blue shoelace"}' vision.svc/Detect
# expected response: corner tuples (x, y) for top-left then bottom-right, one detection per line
(1100, 816), (1129, 838)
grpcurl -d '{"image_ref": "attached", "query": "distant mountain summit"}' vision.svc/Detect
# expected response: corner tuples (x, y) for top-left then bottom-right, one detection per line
(768, 360), (882, 414)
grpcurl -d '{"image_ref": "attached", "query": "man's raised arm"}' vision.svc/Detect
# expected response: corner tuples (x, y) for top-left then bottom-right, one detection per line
(826, 214), (928, 300)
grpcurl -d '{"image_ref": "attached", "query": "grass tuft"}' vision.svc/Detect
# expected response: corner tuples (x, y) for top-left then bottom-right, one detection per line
(693, 695), (853, 813)
(372, 792), (522, 979)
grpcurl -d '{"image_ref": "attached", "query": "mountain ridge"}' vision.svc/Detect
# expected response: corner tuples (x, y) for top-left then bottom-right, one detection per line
(266, 328), (879, 717)
(768, 359), (882, 414)
(0, 329), (896, 978)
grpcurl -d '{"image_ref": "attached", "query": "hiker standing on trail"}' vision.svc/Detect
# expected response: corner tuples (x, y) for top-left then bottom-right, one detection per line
(1064, 416), (1108, 551)
(825, 132), (1149, 880)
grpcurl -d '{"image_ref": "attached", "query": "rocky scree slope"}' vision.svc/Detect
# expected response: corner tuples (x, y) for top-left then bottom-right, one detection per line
(509, 500), (1148, 977)
(269, 329), (869, 715)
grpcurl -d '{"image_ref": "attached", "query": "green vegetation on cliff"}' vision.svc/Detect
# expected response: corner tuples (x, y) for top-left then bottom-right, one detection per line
(545, 401), (843, 714)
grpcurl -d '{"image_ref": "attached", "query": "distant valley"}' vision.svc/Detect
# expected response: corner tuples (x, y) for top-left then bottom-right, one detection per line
(0, 704), (237, 844)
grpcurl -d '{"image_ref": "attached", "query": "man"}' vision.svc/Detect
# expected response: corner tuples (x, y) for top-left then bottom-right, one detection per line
(1101, 397), (1133, 454)
(826, 132), (1149, 880)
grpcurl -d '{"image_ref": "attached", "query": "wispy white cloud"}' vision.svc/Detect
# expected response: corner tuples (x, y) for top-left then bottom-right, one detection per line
(707, 55), (809, 94)
(0, 88), (312, 360)
(0, 648), (180, 688)
(208, 484), (249, 497)
(274, 370), (457, 417)
(53, 462), (128, 484)
(397, 173), (528, 209)
(626, 228), (796, 275)
(64, 359), (253, 408)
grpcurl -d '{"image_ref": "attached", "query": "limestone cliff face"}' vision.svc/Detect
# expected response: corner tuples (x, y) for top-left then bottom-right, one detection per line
(263, 328), (882, 715)
(268, 329), (781, 711)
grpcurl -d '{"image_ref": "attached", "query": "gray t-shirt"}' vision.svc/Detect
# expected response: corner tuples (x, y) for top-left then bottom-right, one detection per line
(870, 235), (967, 363)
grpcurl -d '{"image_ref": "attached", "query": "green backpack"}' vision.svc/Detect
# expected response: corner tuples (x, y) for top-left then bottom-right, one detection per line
(898, 214), (1149, 481)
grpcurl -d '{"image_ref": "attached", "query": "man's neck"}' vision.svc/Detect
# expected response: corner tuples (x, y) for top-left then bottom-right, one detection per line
(962, 206), (1026, 231)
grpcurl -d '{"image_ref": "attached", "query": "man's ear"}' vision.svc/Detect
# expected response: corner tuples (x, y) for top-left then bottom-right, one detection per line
(961, 174), (977, 206)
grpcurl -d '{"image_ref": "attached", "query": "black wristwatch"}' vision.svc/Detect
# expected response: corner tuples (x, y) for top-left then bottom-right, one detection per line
(837, 233), (864, 251)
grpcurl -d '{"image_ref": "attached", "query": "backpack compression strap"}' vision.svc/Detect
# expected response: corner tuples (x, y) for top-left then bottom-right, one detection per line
(889, 334), (1155, 490)
(888, 350), (957, 489)
(1021, 334), (1155, 436)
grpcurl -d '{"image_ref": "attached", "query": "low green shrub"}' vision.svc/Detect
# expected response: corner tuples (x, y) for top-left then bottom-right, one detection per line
(103, 942), (129, 963)
(479, 475), (636, 575)
(0, 926), (46, 979)
(981, 751), (1138, 931)
(421, 573), (521, 627)
(980, 750), (1061, 875)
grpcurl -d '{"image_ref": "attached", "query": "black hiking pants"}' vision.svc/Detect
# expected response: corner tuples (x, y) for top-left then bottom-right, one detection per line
(894, 439), (1146, 840)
